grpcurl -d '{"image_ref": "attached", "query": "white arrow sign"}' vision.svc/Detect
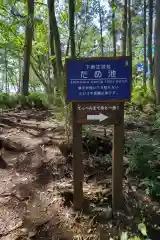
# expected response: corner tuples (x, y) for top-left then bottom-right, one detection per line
(87, 113), (108, 122)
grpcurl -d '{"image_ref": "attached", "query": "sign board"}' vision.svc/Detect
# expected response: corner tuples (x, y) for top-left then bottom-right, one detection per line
(66, 57), (132, 212)
(76, 102), (121, 125)
(66, 57), (131, 102)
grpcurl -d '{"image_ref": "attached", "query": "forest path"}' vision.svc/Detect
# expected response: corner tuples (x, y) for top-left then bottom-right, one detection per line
(0, 108), (160, 240)
(0, 109), (74, 240)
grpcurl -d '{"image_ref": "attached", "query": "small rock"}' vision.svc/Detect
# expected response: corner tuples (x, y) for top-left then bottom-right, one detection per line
(87, 229), (92, 234)
(20, 228), (28, 234)
(28, 231), (36, 238)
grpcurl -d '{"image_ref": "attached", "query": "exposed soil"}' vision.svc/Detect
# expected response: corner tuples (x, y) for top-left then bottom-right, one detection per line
(0, 108), (160, 240)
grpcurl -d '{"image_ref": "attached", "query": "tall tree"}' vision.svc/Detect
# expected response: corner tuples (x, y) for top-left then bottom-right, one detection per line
(69, 0), (76, 58)
(47, 0), (63, 81)
(154, 0), (160, 104)
(122, 0), (128, 55)
(18, 56), (22, 93)
(48, 1), (57, 80)
(111, 0), (116, 56)
(4, 46), (8, 93)
(143, 0), (147, 88)
(127, 0), (132, 58)
(98, 0), (104, 56)
(148, 0), (154, 92)
(22, 0), (35, 96)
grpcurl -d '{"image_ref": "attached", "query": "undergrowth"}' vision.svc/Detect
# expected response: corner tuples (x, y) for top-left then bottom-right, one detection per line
(0, 82), (156, 110)
(126, 131), (160, 199)
(131, 83), (156, 106)
(119, 222), (150, 240)
(0, 92), (50, 109)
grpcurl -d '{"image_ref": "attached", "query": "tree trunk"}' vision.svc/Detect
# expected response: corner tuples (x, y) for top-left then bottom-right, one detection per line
(4, 46), (8, 93)
(127, 0), (132, 58)
(148, 0), (154, 91)
(122, 0), (128, 56)
(22, 0), (35, 96)
(47, 0), (63, 80)
(18, 56), (22, 93)
(99, 1), (104, 56)
(69, 0), (76, 58)
(112, 0), (116, 56)
(48, 0), (57, 79)
(143, 0), (147, 88)
(154, 0), (160, 104)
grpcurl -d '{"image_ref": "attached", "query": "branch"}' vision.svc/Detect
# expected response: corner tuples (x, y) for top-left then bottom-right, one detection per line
(76, 28), (87, 57)
(30, 58), (48, 88)
(65, 38), (69, 57)
(34, 2), (47, 6)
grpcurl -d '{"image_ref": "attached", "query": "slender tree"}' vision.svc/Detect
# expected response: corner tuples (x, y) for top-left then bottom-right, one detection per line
(69, 0), (75, 58)
(48, 0), (57, 80)
(127, 0), (132, 58)
(22, 0), (35, 96)
(98, 0), (104, 56)
(148, 0), (154, 92)
(143, 0), (147, 88)
(4, 46), (8, 93)
(47, 0), (63, 80)
(122, 0), (128, 55)
(112, 0), (116, 56)
(154, 0), (160, 104)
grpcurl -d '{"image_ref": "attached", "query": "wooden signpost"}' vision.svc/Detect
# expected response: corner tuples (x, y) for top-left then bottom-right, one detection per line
(66, 57), (132, 211)
(76, 102), (121, 125)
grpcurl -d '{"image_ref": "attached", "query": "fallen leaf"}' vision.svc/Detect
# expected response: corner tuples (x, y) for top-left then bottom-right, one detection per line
(138, 223), (147, 236)
(120, 232), (128, 240)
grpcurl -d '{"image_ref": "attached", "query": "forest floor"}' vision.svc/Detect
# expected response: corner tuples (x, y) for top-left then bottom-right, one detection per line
(0, 106), (160, 240)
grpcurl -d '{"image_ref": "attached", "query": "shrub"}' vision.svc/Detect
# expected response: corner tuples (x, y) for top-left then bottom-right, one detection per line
(118, 223), (150, 240)
(126, 132), (158, 173)
(154, 106), (160, 128)
(0, 93), (19, 108)
(126, 132), (160, 198)
(26, 92), (49, 109)
(131, 84), (149, 106)
(140, 178), (160, 198)
(0, 92), (50, 109)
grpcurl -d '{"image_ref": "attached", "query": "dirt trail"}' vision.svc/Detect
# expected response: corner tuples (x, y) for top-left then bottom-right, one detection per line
(0, 108), (160, 240)
(0, 109), (73, 239)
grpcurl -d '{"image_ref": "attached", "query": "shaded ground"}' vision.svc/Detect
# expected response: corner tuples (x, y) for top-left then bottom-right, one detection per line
(0, 107), (160, 240)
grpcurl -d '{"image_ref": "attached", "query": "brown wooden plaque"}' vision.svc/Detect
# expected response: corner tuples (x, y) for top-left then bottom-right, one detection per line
(75, 102), (122, 125)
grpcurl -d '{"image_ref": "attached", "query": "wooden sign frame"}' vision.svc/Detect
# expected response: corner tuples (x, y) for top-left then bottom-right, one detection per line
(65, 56), (132, 212)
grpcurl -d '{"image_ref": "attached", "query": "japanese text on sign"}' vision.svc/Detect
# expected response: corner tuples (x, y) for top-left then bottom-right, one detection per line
(77, 104), (119, 111)
(66, 58), (131, 101)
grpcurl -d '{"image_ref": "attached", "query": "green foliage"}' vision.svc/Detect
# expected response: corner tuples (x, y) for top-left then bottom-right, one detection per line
(140, 178), (160, 198)
(119, 222), (151, 240)
(24, 92), (49, 109)
(126, 132), (160, 198)
(126, 133), (158, 173)
(154, 107), (160, 128)
(53, 93), (72, 142)
(138, 223), (147, 236)
(0, 93), (18, 108)
(131, 83), (149, 105)
(0, 92), (49, 109)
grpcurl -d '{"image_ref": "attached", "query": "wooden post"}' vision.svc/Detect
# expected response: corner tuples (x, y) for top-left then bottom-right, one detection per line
(112, 103), (124, 212)
(72, 102), (84, 210)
